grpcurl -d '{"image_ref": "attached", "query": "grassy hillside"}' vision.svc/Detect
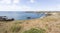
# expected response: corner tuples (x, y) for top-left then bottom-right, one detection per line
(0, 14), (60, 33)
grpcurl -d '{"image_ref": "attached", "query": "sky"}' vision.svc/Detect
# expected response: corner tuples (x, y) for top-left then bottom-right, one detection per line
(0, 0), (60, 11)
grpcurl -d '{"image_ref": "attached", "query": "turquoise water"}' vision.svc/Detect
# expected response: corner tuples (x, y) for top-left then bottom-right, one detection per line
(0, 11), (45, 20)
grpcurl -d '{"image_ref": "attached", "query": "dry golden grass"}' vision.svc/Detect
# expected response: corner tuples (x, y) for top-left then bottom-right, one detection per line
(0, 14), (60, 33)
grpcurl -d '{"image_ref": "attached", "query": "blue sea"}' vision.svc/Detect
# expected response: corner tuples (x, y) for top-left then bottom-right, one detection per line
(0, 11), (45, 20)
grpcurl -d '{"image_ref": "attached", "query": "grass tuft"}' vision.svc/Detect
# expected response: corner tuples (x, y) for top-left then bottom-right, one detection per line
(10, 24), (22, 33)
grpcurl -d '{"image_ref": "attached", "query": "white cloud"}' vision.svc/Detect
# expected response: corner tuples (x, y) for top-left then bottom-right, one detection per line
(4, 0), (11, 4)
(0, 0), (20, 4)
(0, 0), (60, 11)
(0, 0), (11, 4)
(30, 0), (35, 3)
(0, 4), (60, 11)
(0, 4), (32, 11)
(13, 0), (20, 4)
(36, 5), (60, 11)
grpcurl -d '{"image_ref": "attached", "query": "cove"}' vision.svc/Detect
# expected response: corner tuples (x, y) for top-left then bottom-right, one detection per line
(0, 11), (46, 20)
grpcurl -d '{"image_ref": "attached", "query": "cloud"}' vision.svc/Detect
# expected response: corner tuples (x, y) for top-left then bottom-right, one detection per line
(0, 0), (20, 5)
(0, 0), (11, 4)
(13, 0), (20, 4)
(0, 4), (60, 11)
(0, 4), (32, 11)
(0, 0), (60, 11)
(0, 0), (35, 11)
(30, 0), (35, 3)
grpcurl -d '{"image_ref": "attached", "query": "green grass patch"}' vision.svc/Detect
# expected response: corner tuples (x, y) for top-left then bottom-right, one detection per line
(23, 28), (46, 33)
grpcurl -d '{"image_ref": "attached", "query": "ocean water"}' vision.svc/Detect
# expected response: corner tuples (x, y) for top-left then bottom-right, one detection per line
(0, 11), (45, 20)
